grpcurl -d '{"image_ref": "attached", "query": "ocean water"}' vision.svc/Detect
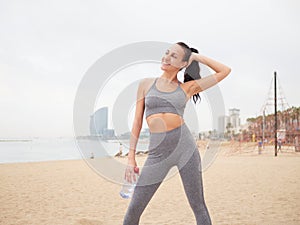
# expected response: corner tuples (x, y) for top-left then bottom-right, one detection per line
(0, 138), (149, 164)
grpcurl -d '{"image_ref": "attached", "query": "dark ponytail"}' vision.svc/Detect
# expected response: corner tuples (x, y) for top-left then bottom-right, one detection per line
(176, 42), (201, 104)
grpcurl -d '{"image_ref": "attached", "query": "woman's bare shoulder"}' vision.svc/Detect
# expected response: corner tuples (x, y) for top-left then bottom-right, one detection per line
(137, 77), (156, 96)
(140, 77), (156, 84)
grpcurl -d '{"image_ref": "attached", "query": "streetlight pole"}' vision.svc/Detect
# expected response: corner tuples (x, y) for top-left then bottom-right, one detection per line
(263, 109), (265, 149)
(274, 71), (278, 157)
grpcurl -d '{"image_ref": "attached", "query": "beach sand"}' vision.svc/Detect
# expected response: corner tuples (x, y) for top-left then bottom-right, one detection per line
(1, 142), (300, 225)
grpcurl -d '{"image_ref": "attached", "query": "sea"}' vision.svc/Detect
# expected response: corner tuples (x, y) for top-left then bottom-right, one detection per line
(0, 138), (149, 164)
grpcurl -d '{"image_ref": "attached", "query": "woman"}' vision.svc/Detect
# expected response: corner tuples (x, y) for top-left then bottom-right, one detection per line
(122, 42), (231, 225)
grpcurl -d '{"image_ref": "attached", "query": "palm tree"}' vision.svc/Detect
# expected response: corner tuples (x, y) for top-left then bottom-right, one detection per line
(226, 123), (233, 139)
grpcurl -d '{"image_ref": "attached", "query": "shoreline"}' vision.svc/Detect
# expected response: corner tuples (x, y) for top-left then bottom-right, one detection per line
(1, 140), (299, 165)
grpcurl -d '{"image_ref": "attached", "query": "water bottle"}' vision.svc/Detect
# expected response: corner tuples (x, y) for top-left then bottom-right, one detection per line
(120, 166), (139, 199)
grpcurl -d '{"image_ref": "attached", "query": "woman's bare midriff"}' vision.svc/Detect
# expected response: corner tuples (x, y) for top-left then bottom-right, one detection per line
(146, 113), (185, 133)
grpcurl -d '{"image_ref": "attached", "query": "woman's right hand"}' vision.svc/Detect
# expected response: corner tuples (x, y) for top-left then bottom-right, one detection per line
(125, 158), (139, 183)
(186, 52), (196, 67)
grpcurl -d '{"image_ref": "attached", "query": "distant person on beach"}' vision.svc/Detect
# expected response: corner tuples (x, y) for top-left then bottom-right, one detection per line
(295, 136), (300, 152)
(206, 143), (210, 150)
(90, 152), (94, 159)
(258, 140), (263, 154)
(122, 42), (231, 225)
(115, 143), (123, 157)
(278, 139), (282, 151)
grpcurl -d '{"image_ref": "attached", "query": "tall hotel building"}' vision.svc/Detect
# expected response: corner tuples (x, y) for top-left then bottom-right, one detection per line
(90, 107), (108, 136)
(218, 108), (241, 135)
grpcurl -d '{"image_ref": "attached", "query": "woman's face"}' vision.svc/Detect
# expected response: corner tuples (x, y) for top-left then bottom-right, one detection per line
(161, 44), (187, 72)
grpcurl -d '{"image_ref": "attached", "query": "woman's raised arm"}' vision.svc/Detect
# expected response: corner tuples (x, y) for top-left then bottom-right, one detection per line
(184, 53), (231, 97)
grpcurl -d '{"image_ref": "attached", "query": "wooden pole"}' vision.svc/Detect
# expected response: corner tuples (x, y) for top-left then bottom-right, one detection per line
(274, 71), (278, 156)
(263, 110), (265, 149)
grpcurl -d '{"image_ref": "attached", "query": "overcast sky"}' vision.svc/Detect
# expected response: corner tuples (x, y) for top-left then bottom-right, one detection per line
(1, 0), (299, 138)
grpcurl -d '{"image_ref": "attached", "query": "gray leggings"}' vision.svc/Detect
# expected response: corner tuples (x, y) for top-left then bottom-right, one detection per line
(123, 123), (212, 225)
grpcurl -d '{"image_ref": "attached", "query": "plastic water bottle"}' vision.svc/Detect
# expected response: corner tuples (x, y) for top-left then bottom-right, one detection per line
(120, 166), (139, 199)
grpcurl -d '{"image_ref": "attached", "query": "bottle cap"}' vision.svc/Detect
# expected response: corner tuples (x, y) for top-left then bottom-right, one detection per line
(134, 166), (139, 174)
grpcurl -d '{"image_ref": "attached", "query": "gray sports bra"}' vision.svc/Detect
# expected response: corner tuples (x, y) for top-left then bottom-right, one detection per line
(145, 78), (188, 118)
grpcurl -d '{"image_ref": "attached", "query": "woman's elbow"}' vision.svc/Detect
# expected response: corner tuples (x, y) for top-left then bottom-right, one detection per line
(225, 66), (231, 75)
(217, 67), (231, 82)
(133, 118), (143, 129)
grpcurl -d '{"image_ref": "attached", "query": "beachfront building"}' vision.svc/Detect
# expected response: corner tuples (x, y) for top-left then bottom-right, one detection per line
(90, 107), (108, 136)
(140, 128), (150, 138)
(102, 128), (115, 138)
(218, 108), (241, 137)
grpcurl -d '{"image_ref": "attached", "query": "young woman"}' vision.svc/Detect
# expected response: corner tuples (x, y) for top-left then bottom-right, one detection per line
(122, 41), (231, 225)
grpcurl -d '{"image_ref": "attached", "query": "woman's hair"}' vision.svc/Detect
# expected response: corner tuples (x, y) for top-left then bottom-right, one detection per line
(176, 42), (201, 104)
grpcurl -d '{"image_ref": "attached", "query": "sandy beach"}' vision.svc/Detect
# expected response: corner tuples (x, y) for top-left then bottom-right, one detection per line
(1, 142), (300, 225)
